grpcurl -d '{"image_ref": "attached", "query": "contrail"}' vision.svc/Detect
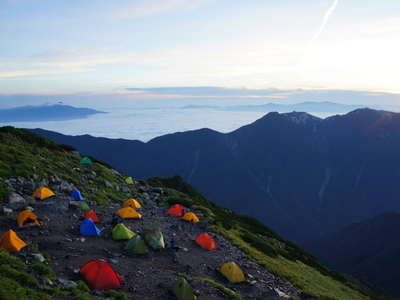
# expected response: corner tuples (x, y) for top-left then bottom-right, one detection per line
(312, 0), (339, 41)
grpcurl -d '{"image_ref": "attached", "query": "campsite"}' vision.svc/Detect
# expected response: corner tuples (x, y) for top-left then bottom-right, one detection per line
(0, 177), (298, 299)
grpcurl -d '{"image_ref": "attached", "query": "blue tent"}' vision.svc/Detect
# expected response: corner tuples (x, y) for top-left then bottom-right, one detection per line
(71, 189), (84, 201)
(80, 218), (101, 236)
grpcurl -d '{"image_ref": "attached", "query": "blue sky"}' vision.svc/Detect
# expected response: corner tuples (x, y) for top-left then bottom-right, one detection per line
(1, 0), (400, 95)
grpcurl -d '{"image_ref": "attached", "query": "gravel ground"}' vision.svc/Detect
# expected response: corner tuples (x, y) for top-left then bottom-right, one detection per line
(1, 186), (302, 300)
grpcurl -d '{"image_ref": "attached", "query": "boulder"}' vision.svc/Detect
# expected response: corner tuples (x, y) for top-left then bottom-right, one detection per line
(2, 207), (13, 215)
(8, 192), (26, 209)
(57, 279), (78, 288)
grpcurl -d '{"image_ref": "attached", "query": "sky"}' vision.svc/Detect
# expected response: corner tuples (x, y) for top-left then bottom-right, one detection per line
(1, 0), (400, 96)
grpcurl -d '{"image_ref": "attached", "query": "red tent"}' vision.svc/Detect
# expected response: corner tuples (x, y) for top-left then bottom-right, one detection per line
(195, 233), (217, 250)
(80, 259), (123, 290)
(83, 210), (100, 223)
(167, 204), (185, 217)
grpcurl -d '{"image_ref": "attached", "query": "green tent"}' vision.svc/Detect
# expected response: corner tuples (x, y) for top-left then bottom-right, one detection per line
(112, 223), (135, 240)
(171, 278), (197, 300)
(144, 228), (165, 250)
(80, 156), (93, 165)
(81, 201), (91, 211)
(124, 235), (148, 255)
(125, 177), (134, 185)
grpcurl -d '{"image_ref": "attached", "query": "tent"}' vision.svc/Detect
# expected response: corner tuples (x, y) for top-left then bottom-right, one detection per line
(0, 229), (27, 252)
(125, 177), (134, 185)
(124, 235), (148, 255)
(195, 233), (217, 250)
(167, 204), (185, 217)
(81, 201), (91, 211)
(80, 259), (123, 290)
(83, 210), (100, 223)
(116, 207), (142, 219)
(220, 262), (245, 283)
(71, 189), (85, 201)
(144, 228), (165, 250)
(112, 223), (135, 240)
(80, 219), (101, 236)
(181, 212), (200, 223)
(123, 198), (141, 209)
(17, 210), (40, 228)
(32, 187), (55, 200)
(80, 156), (93, 165)
(171, 278), (197, 300)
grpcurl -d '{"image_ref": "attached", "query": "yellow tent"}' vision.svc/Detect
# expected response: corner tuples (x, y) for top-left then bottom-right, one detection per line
(17, 210), (40, 228)
(123, 198), (142, 209)
(0, 229), (27, 252)
(181, 212), (200, 223)
(116, 207), (142, 219)
(32, 187), (55, 200)
(220, 262), (245, 283)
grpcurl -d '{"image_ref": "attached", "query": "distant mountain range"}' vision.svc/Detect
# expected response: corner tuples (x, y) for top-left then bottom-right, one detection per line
(31, 108), (400, 244)
(0, 104), (105, 122)
(182, 101), (369, 113)
(305, 212), (400, 295)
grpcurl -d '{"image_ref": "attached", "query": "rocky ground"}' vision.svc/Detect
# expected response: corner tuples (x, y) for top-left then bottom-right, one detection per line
(0, 176), (302, 300)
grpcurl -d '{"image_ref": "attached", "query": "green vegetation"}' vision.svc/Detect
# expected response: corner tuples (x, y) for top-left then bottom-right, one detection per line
(0, 250), (51, 300)
(182, 274), (245, 300)
(29, 262), (55, 280)
(0, 126), (136, 206)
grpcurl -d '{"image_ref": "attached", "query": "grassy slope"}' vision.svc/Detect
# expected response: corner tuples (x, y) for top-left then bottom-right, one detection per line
(0, 127), (135, 299)
(146, 176), (393, 300)
(0, 126), (389, 300)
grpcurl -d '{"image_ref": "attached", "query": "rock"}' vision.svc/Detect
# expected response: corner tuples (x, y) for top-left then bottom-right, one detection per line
(58, 279), (78, 288)
(25, 206), (34, 211)
(8, 192), (26, 209)
(60, 181), (74, 192)
(31, 253), (46, 262)
(69, 201), (81, 210)
(151, 187), (163, 194)
(249, 280), (257, 285)
(103, 180), (113, 188)
(121, 186), (130, 193)
(2, 207), (13, 215)
(274, 288), (290, 298)
(43, 278), (54, 286)
(110, 259), (119, 264)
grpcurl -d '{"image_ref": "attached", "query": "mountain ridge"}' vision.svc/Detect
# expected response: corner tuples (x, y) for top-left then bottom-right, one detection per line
(30, 108), (400, 244)
(0, 126), (385, 299)
(0, 104), (105, 122)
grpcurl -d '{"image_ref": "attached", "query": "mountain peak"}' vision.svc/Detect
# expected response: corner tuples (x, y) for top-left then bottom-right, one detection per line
(281, 111), (321, 125)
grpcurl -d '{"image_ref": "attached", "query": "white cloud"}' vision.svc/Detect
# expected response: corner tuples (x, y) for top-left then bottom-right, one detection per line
(113, 0), (210, 19)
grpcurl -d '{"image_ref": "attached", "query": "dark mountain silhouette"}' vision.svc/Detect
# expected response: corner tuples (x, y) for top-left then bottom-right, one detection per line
(0, 104), (105, 122)
(305, 212), (400, 296)
(31, 108), (400, 243)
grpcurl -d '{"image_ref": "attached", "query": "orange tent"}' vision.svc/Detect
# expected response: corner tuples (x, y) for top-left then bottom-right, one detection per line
(167, 204), (185, 217)
(116, 207), (142, 219)
(17, 210), (40, 228)
(32, 187), (55, 200)
(83, 210), (100, 223)
(123, 198), (141, 209)
(181, 212), (199, 223)
(0, 229), (27, 252)
(195, 233), (217, 250)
